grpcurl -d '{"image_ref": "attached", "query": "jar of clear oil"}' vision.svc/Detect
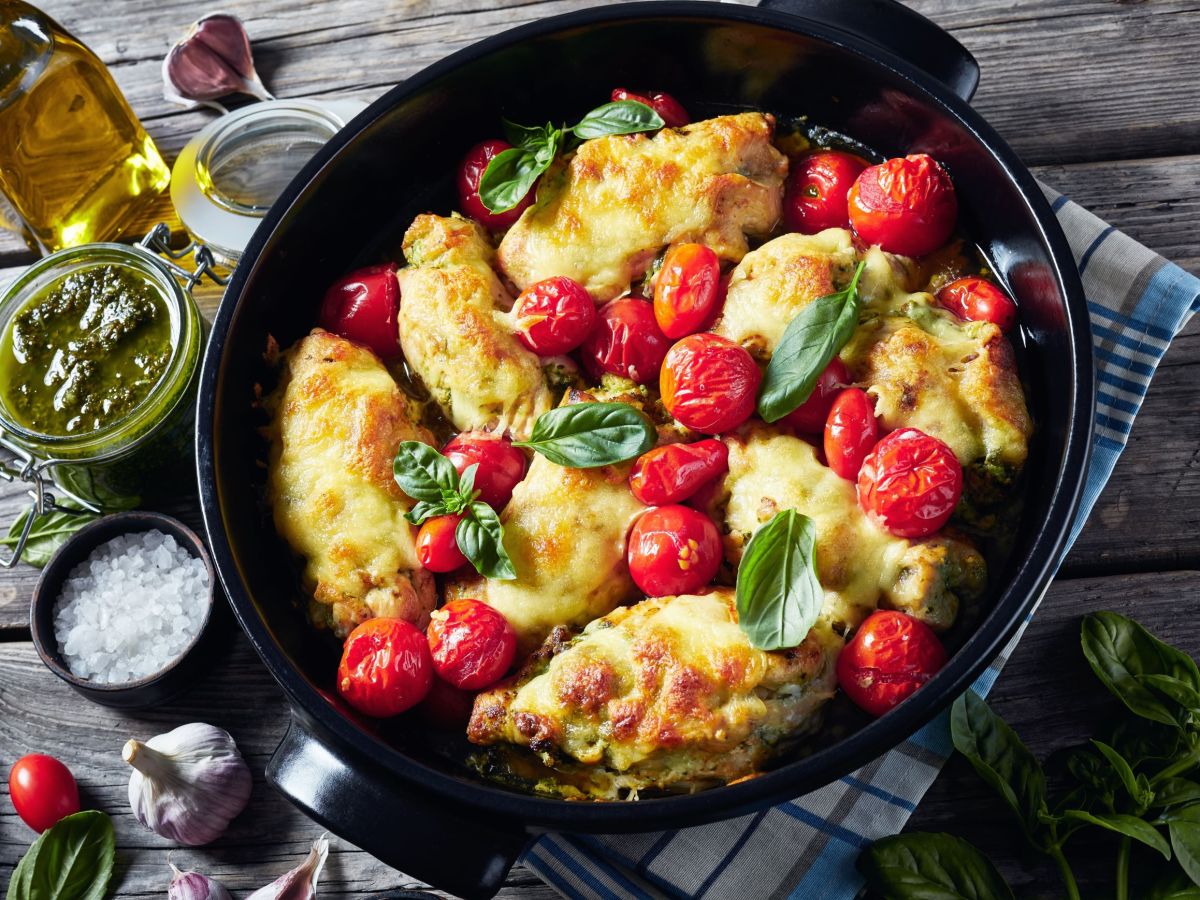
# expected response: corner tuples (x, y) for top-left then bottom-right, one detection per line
(0, 2), (171, 254)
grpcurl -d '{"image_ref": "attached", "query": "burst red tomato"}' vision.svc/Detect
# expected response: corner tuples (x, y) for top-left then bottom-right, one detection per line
(513, 276), (596, 355)
(782, 357), (852, 434)
(837, 610), (947, 716)
(582, 297), (671, 384)
(784, 150), (868, 234)
(443, 432), (527, 510)
(457, 138), (535, 229)
(417, 677), (477, 729)
(427, 598), (518, 691)
(824, 388), (879, 479)
(857, 427), (963, 538)
(660, 334), (761, 434)
(338, 618), (433, 717)
(317, 263), (401, 359)
(629, 439), (729, 506)
(416, 514), (469, 573)
(627, 504), (722, 597)
(8, 754), (79, 833)
(848, 154), (958, 257)
(653, 243), (722, 338)
(610, 87), (690, 127)
(936, 276), (1018, 332)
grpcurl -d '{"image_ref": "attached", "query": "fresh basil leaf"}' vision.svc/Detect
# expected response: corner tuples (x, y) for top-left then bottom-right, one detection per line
(1112, 718), (1185, 770)
(1170, 805), (1200, 888)
(7, 810), (115, 900)
(856, 832), (1014, 900)
(757, 261), (865, 423)
(571, 100), (665, 140)
(1157, 780), (1200, 811)
(1060, 809), (1172, 859)
(479, 128), (562, 214)
(515, 402), (655, 468)
(1092, 739), (1151, 809)
(1140, 867), (1200, 899)
(393, 441), (460, 502)
(1143, 674), (1200, 715)
(1, 506), (99, 568)
(456, 501), (516, 581)
(503, 118), (556, 151)
(404, 499), (446, 526)
(734, 509), (823, 651)
(458, 462), (479, 502)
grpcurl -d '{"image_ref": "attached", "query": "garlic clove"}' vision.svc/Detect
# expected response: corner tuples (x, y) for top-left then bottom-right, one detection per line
(246, 835), (330, 900)
(163, 13), (274, 110)
(169, 862), (233, 900)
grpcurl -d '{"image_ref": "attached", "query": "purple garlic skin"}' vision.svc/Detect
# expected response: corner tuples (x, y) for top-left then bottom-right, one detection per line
(169, 864), (233, 900)
(246, 836), (330, 900)
(163, 13), (273, 107)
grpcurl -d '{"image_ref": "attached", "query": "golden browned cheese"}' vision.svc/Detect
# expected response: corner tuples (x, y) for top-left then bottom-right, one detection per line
(497, 113), (788, 301)
(263, 331), (437, 638)
(468, 589), (840, 797)
(398, 213), (553, 440)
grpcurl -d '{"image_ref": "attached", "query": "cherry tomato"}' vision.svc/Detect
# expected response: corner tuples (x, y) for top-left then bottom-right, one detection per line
(848, 154), (958, 257)
(858, 427), (963, 538)
(783, 150), (868, 234)
(660, 334), (761, 434)
(427, 598), (518, 690)
(338, 618), (433, 718)
(416, 514), (469, 573)
(610, 87), (690, 127)
(443, 432), (527, 510)
(936, 276), (1018, 332)
(317, 263), (401, 359)
(824, 388), (880, 480)
(782, 357), (852, 434)
(653, 243), (722, 338)
(582, 297), (671, 384)
(417, 677), (477, 729)
(837, 610), (947, 717)
(8, 754), (79, 833)
(629, 439), (729, 506)
(457, 139), (535, 230)
(513, 276), (596, 356)
(628, 504), (722, 597)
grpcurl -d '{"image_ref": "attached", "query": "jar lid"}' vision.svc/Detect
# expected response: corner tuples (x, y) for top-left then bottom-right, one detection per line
(170, 98), (366, 266)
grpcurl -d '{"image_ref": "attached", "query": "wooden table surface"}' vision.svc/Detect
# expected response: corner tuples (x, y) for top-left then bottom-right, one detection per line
(1, 1), (1198, 896)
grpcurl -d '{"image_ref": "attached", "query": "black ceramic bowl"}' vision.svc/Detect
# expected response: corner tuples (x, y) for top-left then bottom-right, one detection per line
(30, 511), (218, 709)
(197, 1), (1094, 896)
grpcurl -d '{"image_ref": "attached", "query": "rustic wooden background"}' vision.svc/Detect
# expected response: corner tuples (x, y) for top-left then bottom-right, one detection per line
(1, 0), (1198, 897)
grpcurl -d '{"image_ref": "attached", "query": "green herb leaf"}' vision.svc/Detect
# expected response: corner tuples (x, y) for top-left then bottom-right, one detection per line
(1, 507), (99, 568)
(514, 402), (655, 468)
(1140, 867), (1200, 899)
(478, 128), (562, 214)
(734, 509), (823, 651)
(1156, 779), (1200, 811)
(6, 810), (115, 900)
(1170, 805), (1200, 888)
(456, 502), (516, 580)
(503, 119), (557, 150)
(404, 500), (445, 526)
(1092, 739), (1151, 809)
(393, 441), (461, 502)
(856, 832), (1015, 900)
(1060, 809), (1172, 859)
(571, 100), (665, 139)
(757, 261), (866, 423)
(1143, 674), (1200, 715)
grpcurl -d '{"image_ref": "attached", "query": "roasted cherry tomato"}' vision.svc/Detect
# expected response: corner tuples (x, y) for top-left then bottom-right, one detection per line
(416, 514), (469, 572)
(936, 276), (1018, 332)
(427, 598), (518, 691)
(317, 263), (401, 359)
(824, 387), (880, 480)
(660, 334), (761, 434)
(8, 753), (80, 833)
(782, 357), (851, 434)
(627, 504), (722, 597)
(610, 87), (690, 127)
(457, 138), (535, 230)
(443, 432), (527, 510)
(338, 618), (434, 718)
(653, 243), (722, 338)
(783, 150), (868, 234)
(837, 610), (947, 717)
(417, 677), (477, 729)
(858, 427), (963, 538)
(513, 276), (597, 355)
(582, 297), (671, 384)
(848, 154), (958, 257)
(629, 439), (729, 506)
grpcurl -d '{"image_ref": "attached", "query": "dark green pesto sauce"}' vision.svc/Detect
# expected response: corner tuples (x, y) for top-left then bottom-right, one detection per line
(0, 264), (172, 436)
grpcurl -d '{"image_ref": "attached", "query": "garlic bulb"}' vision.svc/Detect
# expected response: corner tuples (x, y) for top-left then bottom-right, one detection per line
(124, 722), (252, 845)
(168, 863), (232, 900)
(246, 835), (329, 900)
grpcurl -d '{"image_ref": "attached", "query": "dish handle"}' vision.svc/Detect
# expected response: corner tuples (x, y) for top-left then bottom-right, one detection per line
(267, 712), (532, 900)
(757, 0), (980, 102)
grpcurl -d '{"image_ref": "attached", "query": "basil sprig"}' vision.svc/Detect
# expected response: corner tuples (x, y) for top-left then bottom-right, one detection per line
(514, 402), (656, 469)
(757, 260), (867, 423)
(1, 506), (99, 568)
(734, 509), (823, 651)
(479, 100), (665, 213)
(7, 810), (115, 900)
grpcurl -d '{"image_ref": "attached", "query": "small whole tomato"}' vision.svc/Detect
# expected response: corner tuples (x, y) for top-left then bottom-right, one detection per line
(858, 427), (963, 538)
(837, 610), (947, 717)
(318, 263), (401, 359)
(629, 439), (729, 506)
(936, 276), (1018, 332)
(653, 243), (722, 338)
(513, 276), (597, 355)
(628, 504), (722, 597)
(417, 677), (477, 729)
(443, 432), (527, 510)
(848, 154), (958, 257)
(581, 297), (671, 384)
(427, 598), (518, 690)
(416, 514), (469, 572)
(8, 753), (80, 833)
(660, 334), (761, 434)
(610, 87), (690, 127)
(782, 357), (852, 434)
(783, 150), (868, 234)
(457, 138), (535, 230)
(824, 388), (880, 480)
(338, 618), (434, 718)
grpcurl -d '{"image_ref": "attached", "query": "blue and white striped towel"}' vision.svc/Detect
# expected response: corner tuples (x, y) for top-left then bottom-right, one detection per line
(522, 187), (1200, 900)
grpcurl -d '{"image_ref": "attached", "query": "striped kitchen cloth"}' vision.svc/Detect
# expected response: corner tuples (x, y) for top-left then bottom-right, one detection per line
(522, 187), (1200, 900)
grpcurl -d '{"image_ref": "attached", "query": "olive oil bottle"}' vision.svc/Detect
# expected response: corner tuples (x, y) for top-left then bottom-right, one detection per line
(0, 2), (170, 254)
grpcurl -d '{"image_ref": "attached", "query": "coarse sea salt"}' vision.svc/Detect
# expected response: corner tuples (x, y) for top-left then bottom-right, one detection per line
(52, 529), (210, 685)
